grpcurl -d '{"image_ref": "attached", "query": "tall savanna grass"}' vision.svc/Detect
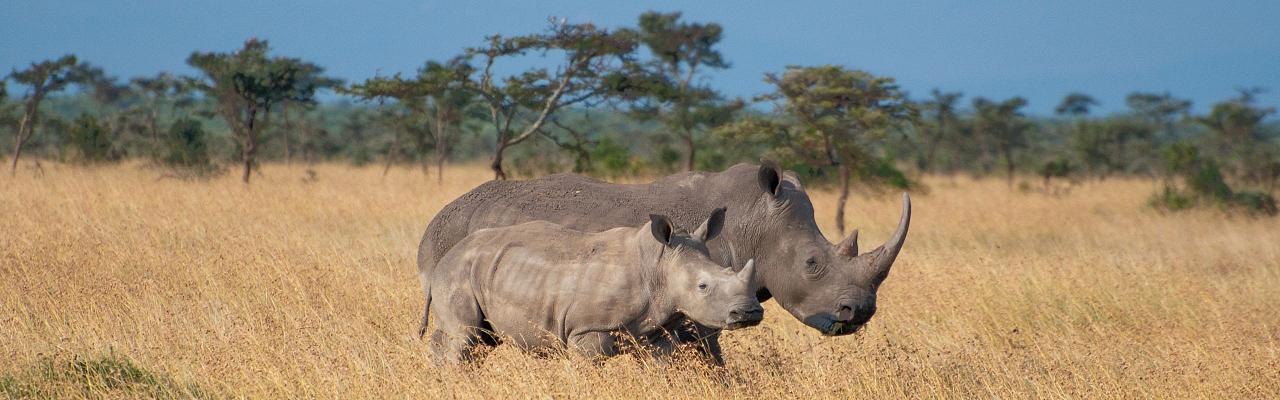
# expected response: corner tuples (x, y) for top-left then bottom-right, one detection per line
(2, 162), (1277, 398)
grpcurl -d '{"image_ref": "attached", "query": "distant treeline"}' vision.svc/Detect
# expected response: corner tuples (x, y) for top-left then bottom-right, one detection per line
(3, 13), (1277, 215)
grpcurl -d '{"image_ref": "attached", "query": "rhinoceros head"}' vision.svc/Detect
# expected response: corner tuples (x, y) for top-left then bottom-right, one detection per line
(752, 163), (911, 336)
(648, 209), (764, 331)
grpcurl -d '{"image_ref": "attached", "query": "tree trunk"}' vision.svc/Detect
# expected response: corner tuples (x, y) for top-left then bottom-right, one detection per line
(147, 109), (160, 158)
(10, 112), (31, 177)
(436, 150), (446, 183)
(383, 130), (400, 177)
(435, 114), (447, 184)
(835, 164), (851, 236)
(925, 139), (939, 173)
(1006, 159), (1015, 188)
(241, 107), (258, 184)
(432, 109), (448, 184)
(683, 131), (696, 172)
(283, 103), (292, 166)
(9, 135), (27, 177)
(1003, 145), (1015, 188)
(418, 128), (430, 178)
(241, 146), (254, 183)
(491, 140), (508, 180)
(574, 146), (591, 173)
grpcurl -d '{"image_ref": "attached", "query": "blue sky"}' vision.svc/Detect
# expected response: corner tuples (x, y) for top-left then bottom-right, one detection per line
(2, 0), (1277, 115)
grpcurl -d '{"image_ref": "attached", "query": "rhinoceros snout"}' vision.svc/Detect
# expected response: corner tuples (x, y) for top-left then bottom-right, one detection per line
(725, 305), (764, 330)
(825, 302), (876, 335)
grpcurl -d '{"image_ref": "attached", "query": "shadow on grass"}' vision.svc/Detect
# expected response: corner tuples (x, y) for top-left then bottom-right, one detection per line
(0, 351), (215, 399)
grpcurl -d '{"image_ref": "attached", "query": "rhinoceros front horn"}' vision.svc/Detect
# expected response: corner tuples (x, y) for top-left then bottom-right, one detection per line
(851, 192), (911, 287)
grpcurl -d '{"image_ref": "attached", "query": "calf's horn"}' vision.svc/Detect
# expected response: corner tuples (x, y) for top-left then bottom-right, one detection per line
(737, 259), (757, 284)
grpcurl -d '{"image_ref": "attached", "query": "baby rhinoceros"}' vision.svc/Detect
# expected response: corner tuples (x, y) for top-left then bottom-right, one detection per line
(423, 208), (763, 364)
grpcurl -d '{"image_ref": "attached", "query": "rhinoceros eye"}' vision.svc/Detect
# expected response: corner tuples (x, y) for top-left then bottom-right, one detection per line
(697, 282), (708, 291)
(803, 257), (823, 276)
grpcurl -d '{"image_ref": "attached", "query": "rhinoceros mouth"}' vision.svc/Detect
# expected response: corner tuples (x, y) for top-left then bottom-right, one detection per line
(723, 319), (762, 330)
(822, 320), (864, 336)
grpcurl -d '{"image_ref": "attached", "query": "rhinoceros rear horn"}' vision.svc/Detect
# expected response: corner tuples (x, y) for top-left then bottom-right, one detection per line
(836, 229), (859, 257)
(854, 193), (912, 287)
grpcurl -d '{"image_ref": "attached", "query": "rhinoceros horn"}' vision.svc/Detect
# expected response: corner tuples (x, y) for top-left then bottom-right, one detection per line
(847, 193), (911, 287)
(737, 258), (757, 284)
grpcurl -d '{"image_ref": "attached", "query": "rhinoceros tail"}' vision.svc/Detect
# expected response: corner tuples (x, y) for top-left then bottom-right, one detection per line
(417, 291), (431, 339)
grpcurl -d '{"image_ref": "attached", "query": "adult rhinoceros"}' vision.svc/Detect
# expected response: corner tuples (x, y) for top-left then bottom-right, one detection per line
(417, 162), (910, 364)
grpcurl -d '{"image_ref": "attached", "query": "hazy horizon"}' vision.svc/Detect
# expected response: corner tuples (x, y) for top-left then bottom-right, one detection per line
(3, 0), (1278, 115)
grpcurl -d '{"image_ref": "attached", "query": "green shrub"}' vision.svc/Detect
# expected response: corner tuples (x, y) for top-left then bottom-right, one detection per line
(1039, 158), (1074, 179)
(66, 113), (119, 163)
(1186, 159), (1233, 202)
(592, 137), (635, 178)
(162, 118), (220, 177)
(652, 146), (683, 174)
(1151, 141), (1277, 216)
(859, 156), (915, 190)
(1231, 191), (1278, 216)
(1148, 185), (1196, 212)
(0, 352), (213, 399)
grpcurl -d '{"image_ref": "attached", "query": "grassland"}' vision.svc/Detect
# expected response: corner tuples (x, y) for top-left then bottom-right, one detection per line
(2, 162), (1278, 399)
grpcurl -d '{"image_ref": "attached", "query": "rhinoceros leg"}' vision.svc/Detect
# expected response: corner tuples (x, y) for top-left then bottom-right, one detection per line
(428, 329), (478, 365)
(677, 323), (725, 367)
(569, 331), (618, 362)
(642, 322), (724, 367)
(427, 291), (491, 365)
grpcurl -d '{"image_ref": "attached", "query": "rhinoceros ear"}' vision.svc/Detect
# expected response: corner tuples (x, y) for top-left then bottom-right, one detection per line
(693, 207), (726, 242)
(649, 214), (675, 246)
(758, 161), (782, 197)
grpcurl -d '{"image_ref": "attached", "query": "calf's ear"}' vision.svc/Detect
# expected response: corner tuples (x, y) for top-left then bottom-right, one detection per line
(693, 207), (727, 242)
(649, 214), (675, 246)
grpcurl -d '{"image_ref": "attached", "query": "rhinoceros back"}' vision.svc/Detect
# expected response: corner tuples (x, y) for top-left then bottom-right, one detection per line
(417, 171), (715, 277)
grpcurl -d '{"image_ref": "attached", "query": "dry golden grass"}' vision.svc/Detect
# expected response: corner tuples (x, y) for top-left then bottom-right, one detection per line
(2, 162), (1278, 399)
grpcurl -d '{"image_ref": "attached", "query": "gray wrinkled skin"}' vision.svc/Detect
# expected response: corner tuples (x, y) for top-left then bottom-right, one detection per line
(424, 213), (763, 364)
(418, 163), (910, 363)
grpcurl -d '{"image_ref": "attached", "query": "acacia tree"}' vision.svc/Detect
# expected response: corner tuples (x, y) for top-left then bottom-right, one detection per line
(738, 65), (912, 235)
(278, 63), (341, 166)
(418, 59), (475, 182)
(972, 96), (1032, 187)
(1056, 93), (1100, 176)
(129, 73), (194, 158)
(538, 116), (596, 173)
(468, 18), (637, 179)
(919, 89), (962, 172)
(1197, 88), (1277, 185)
(188, 39), (327, 183)
(1126, 92), (1190, 139)
(7, 55), (79, 176)
(0, 81), (7, 124)
(1054, 92), (1098, 117)
(619, 11), (741, 171)
(71, 63), (134, 159)
(346, 57), (473, 181)
(346, 74), (421, 176)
